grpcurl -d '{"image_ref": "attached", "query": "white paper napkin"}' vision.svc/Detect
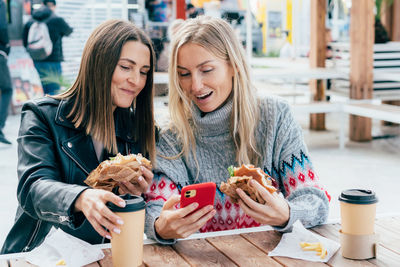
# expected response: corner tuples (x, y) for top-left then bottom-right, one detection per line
(25, 228), (104, 267)
(268, 220), (340, 262)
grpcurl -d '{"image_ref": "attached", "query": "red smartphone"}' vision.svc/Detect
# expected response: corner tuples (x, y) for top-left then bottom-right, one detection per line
(180, 182), (216, 212)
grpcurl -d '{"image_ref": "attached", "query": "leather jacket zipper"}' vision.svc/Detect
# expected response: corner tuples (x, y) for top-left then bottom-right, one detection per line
(23, 220), (42, 252)
(61, 146), (89, 175)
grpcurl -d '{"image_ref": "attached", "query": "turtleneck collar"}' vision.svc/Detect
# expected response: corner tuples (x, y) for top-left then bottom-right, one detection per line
(191, 97), (233, 136)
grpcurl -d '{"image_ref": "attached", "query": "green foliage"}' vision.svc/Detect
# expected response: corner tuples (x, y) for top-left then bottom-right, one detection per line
(228, 165), (234, 177)
(41, 70), (72, 92)
(266, 50), (280, 58)
(376, 0), (394, 20)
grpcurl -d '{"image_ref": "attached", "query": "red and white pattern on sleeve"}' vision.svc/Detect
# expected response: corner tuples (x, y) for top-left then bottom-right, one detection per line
(199, 193), (261, 233)
(280, 153), (331, 202)
(145, 175), (180, 205)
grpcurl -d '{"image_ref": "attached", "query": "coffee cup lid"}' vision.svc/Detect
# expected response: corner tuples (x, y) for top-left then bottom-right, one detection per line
(107, 194), (146, 212)
(338, 189), (378, 204)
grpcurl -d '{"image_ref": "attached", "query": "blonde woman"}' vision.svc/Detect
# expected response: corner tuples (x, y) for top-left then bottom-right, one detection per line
(2, 19), (156, 253)
(145, 16), (330, 243)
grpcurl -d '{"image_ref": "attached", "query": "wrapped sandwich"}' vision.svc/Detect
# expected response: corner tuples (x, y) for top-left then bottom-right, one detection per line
(220, 164), (277, 204)
(84, 153), (152, 191)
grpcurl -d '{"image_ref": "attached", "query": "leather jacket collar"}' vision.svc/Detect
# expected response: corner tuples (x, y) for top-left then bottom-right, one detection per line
(54, 98), (136, 175)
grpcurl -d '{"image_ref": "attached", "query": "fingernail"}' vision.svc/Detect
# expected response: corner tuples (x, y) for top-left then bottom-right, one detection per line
(117, 219), (124, 225)
(119, 201), (126, 207)
(250, 180), (255, 185)
(138, 176), (144, 182)
(193, 202), (199, 208)
(113, 228), (121, 234)
(140, 166), (145, 171)
(106, 235), (112, 240)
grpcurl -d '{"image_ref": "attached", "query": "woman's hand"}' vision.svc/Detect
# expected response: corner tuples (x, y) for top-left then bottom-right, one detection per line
(74, 189), (125, 239)
(117, 166), (154, 195)
(236, 179), (290, 227)
(155, 195), (216, 240)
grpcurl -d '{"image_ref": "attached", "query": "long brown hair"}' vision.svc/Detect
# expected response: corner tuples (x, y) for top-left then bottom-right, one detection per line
(55, 19), (156, 162)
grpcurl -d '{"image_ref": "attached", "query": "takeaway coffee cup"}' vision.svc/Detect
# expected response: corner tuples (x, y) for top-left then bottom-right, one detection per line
(339, 189), (378, 235)
(108, 194), (146, 267)
(338, 189), (378, 259)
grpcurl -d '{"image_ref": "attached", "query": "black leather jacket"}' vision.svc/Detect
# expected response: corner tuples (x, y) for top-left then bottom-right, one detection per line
(1, 97), (142, 254)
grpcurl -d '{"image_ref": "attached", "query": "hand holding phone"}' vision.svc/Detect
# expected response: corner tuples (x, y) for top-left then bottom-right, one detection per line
(180, 182), (216, 212)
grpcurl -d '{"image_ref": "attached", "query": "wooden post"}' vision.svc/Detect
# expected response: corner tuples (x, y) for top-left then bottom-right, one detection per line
(349, 0), (374, 141)
(309, 0), (326, 131)
(393, 0), (400, 41)
(381, 0), (392, 39)
(382, 1), (400, 125)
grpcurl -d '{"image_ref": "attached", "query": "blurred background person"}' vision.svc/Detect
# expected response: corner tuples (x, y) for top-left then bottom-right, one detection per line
(0, 0), (12, 145)
(186, 3), (199, 18)
(23, 0), (72, 95)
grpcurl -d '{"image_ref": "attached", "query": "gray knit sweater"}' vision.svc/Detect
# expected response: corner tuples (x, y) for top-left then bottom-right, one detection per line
(144, 96), (330, 243)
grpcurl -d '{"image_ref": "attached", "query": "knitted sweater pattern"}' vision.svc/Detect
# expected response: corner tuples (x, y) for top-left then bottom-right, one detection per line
(144, 96), (330, 243)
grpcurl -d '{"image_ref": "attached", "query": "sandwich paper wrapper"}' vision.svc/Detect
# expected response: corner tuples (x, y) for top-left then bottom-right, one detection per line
(268, 220), (340, 262)
(25, 228), (104, 267)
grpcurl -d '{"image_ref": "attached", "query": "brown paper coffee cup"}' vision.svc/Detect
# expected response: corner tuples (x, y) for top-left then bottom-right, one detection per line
(108, 194), (146, 267)
(339, 230), (378, 259)
(338, 189), (378, 259)
(338, 189), (378, 235)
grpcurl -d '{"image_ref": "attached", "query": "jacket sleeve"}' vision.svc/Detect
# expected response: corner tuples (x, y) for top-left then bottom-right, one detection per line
(22, 22), (30, 48)
(58, 17), (73, 37)
(16, 103), (87, 229)
(271, 101), (330, 232)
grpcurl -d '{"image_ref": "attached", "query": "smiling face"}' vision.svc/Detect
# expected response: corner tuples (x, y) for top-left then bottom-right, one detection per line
(177, 42), (234, 113)
(111, 41), (150, 110)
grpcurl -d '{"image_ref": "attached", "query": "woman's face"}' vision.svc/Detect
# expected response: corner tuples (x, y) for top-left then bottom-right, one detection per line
(177, 42), (233, 113)
(111, 41), (150, 110)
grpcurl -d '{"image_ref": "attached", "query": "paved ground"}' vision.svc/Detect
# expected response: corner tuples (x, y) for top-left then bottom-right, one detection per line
(1, 95), (399, 246)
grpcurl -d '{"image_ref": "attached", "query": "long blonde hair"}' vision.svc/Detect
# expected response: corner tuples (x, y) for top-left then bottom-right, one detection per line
(168, 16), (260, 165)
(55, 20), (156, 162)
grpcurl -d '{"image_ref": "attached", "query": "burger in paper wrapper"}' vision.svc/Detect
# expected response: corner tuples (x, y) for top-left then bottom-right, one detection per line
(84, 153), (152, 191)
(220, 164), (277, 204)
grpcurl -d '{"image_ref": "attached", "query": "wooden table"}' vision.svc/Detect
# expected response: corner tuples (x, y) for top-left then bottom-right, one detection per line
(1, 216), (399, 267)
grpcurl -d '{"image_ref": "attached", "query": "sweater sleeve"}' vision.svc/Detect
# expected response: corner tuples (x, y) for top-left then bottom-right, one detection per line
(144, 130), (190, 243)
(144, 172), (179, 244)
(271, 100), (330, 231)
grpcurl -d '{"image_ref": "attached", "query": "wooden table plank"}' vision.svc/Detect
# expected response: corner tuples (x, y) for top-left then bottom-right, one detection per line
(375, 216), (400, 235)
(206, 234), (282, 266)
(241, 231), (327, 267)
(0, 260), (8, 267)
(98, 249), (113, 267)
(368, 245), (400, 267)
(143, 244), (190, 267)
(375, 224), (400, 254)
(173, 239), (236, 266)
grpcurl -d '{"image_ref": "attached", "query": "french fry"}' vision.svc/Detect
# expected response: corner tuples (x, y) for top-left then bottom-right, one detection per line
(300, 241), (327, 259)
(56, 259), (66, 266)
(320, 246), (327, 259)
